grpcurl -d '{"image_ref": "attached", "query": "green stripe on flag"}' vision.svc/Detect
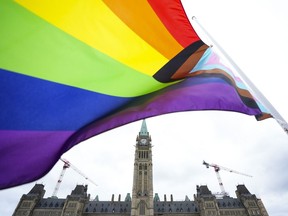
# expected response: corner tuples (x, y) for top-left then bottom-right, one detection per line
(0, 1), (168, 97)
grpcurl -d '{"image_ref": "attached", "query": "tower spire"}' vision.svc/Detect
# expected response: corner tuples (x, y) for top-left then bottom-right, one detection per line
(139, 119), (148, 136)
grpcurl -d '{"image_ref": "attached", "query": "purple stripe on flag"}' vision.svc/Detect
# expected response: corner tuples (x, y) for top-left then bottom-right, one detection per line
(68, 80), (262, 146)
(0, 130), (74, 189)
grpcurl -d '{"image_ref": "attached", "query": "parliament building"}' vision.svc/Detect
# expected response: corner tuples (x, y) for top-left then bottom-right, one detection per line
(13, 120), (269, 216)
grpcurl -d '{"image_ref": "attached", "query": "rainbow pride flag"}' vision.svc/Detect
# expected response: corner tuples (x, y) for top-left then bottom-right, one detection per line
(0, 0), (270, 189)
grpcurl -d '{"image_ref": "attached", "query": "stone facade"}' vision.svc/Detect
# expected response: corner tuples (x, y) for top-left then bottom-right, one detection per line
(13, 120), (269, 216)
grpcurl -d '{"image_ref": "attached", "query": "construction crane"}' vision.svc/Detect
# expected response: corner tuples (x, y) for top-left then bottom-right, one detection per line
(202, 160), (252, 196)
(51, 158), (98, 198)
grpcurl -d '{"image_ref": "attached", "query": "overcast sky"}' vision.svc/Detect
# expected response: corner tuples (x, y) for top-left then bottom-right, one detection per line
(1, 1), (288, 216)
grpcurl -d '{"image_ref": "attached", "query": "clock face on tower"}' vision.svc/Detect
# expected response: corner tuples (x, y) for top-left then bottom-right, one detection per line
(140, 138), (147, 145)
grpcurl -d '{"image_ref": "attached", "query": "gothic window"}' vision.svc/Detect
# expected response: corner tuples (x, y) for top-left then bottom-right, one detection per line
(21, 201), (32, 208)
(67, 202), (77, 208)
(64, 211), (75, 216)
(248, 201), (256, 207)
(206, 202), (214, 208)
(139, 201), (145, 215)
(16, 210), (29, 216)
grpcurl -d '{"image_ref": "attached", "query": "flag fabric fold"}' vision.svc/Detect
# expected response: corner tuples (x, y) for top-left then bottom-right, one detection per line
(0, 0), (270, 189)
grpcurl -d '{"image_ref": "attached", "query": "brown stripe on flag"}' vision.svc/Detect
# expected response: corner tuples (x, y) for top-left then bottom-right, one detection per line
(171, 44), (209, 80)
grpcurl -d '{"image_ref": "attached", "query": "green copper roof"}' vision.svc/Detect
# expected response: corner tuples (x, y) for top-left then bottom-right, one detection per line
(139, 119), (148, 136)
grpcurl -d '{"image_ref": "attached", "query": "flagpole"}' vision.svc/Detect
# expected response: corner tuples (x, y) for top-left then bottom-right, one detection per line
(191, 16), (288, 134)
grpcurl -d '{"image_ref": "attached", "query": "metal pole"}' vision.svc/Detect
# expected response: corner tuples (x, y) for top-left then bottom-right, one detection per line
(192, 16), (288, 134)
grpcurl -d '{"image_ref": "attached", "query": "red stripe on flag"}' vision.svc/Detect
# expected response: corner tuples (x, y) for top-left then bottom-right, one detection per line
(148, 0), (200, 48)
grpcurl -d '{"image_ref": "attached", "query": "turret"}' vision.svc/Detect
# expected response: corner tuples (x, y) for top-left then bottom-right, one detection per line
(12, 184), (45, 216)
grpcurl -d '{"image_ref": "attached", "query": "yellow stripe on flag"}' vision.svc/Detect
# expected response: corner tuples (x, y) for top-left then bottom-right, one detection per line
(16, 0), (168, 76)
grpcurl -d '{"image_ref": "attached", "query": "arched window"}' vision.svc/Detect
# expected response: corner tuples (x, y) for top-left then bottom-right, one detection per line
(140, 201), (145, 215)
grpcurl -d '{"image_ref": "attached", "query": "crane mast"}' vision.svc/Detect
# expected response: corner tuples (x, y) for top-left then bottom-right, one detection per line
(203, 160), (252, 196)
(51, 158), (97, 198)
(52, 161), (70, 198)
